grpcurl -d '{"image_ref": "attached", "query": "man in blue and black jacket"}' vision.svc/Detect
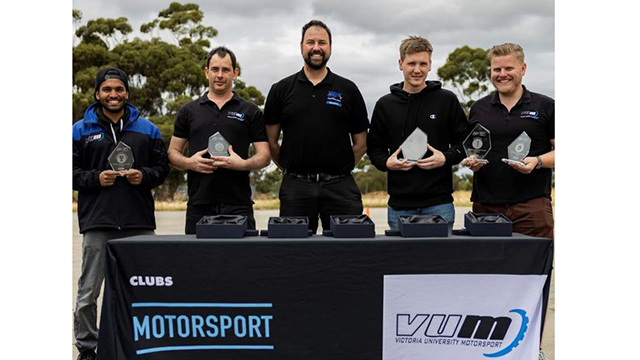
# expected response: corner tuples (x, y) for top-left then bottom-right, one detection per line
(72, 67), (169, 360)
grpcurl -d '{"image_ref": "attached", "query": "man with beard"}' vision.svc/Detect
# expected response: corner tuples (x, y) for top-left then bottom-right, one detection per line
(462, 43), (555, 240)
(168, 46), (270, 233)
(264, 20), (369, 233)
(367, 36), (468, 230)
(72, 67), (169, 360)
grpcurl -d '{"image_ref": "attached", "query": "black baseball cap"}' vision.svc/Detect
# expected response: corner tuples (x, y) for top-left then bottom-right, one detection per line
(95, 67), (130, 93)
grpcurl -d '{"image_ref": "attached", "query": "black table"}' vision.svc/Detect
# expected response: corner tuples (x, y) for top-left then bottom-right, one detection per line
(98, 234), (553, 360)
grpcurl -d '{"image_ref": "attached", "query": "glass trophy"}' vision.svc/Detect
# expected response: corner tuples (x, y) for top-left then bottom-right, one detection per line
(501, 131), (531, 166)
(463, 124), (491, 164)
(208, 132), (230, 157)
(400, 127), (428, 162)
(108, 141), (134, 171)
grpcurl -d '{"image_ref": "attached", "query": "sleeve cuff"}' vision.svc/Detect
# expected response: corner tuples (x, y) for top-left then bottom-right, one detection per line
(90, 171), (101, 188)
(443, 151), (457, 166)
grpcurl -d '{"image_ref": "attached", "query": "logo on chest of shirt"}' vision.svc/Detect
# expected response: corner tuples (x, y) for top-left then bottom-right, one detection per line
(84, 133), (104, 145)
(428, 114), (437, 120)
(326, 91), (343, 107)
(227, 111), (246, 121)
(520, 110), (539, 120)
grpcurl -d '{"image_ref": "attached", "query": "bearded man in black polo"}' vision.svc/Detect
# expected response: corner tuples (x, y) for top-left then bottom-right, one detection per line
(168, 46), (270, 233)
(264, 20), (369, 233)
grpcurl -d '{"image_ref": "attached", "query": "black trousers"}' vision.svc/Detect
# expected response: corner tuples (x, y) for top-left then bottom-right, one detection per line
(279, 174), (363, 233)
(185, 203), (256, 234)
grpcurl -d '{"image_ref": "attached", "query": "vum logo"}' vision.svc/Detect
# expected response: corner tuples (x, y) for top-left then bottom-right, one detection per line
(85, 133), (104, 144)
(396, 308), (529, 358)
(227, 111), (246, 121)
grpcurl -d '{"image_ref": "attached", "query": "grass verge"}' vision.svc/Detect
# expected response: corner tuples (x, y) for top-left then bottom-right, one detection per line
(72, 189), (553, 212)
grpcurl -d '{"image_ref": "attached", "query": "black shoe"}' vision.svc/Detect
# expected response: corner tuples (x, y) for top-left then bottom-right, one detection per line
(77, 350), (96, 360)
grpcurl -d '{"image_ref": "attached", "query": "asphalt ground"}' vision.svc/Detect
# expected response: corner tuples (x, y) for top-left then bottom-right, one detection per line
(72, 207), (554, 359)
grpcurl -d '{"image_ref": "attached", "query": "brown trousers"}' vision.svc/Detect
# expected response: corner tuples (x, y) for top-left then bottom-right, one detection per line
(473, 196), (554, 239)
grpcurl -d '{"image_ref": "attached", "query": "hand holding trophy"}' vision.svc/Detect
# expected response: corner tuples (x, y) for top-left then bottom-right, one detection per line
(463, 123), (492, 164)
(462, 124), (491, 171)
(108, 141), (134, 171)
(400, 127), (429, 162)
(208, 132), (231, 157)
(501, 131), (531, 166)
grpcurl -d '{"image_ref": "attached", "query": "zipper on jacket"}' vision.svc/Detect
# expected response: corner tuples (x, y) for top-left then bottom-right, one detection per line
(106, 117), (126, 230)
(109, 120), (123, 145)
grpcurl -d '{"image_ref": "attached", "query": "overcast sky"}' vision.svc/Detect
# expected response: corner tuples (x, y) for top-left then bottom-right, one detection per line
(72, 0), (554, 115)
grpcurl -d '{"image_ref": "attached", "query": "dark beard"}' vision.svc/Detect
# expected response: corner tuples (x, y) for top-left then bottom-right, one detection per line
(304, 51), (329, 70)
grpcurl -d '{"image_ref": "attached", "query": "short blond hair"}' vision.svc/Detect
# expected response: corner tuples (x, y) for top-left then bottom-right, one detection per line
(488, 43), (525, 64)
(399, 36), (433, 60)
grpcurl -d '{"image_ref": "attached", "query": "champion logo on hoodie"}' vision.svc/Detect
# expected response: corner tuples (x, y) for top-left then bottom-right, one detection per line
(429, 114), (437, 120)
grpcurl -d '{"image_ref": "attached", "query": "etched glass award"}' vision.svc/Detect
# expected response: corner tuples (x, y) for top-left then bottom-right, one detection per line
(463, 124), (491, 164)
(208, 132), (230, 157)
(108, 141), (134, 171)
(501, 131), (531, 166)
(400, 127), (428, 162)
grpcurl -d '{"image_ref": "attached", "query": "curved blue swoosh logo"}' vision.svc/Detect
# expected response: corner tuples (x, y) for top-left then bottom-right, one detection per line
(483, 308), (529, 358)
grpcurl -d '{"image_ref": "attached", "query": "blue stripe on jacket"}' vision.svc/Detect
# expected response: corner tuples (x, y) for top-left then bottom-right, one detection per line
(73, 103), (161, 140)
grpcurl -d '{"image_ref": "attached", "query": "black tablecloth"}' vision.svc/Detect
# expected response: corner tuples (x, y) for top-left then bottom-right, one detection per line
(98, 234), (553, 360)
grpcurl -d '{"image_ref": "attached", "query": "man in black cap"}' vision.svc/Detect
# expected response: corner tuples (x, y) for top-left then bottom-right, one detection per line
(72, 67), (169, 360)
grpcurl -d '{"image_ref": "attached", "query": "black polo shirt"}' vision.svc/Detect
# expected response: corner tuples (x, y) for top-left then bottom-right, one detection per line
(173, 92), (268, 206)
(469, 86), (554, 204)
(264, 68), (369, 174)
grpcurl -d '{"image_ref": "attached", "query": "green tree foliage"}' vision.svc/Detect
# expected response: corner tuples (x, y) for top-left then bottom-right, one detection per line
(437, 46), (491, 113)
(73, 9), (82, 22)
(234, 80), (266, 107)
(251, 167), (282, 195)
(452, 167), (474, 191)
(72, 3), (264, 200)
(75, 17), (133, 48)
(354, 155), (387, 194)
(142, 2), (218, 45)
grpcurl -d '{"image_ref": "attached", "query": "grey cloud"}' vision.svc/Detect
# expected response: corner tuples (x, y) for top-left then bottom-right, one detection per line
(311, 0), (553, 35)
(72, 0), (555, 113)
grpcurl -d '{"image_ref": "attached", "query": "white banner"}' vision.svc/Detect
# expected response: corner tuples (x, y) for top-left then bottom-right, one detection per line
(383, 274), (547, 360)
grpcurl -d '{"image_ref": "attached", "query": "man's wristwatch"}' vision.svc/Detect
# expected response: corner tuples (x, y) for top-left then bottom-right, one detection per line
(535, 156), (543, 169)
